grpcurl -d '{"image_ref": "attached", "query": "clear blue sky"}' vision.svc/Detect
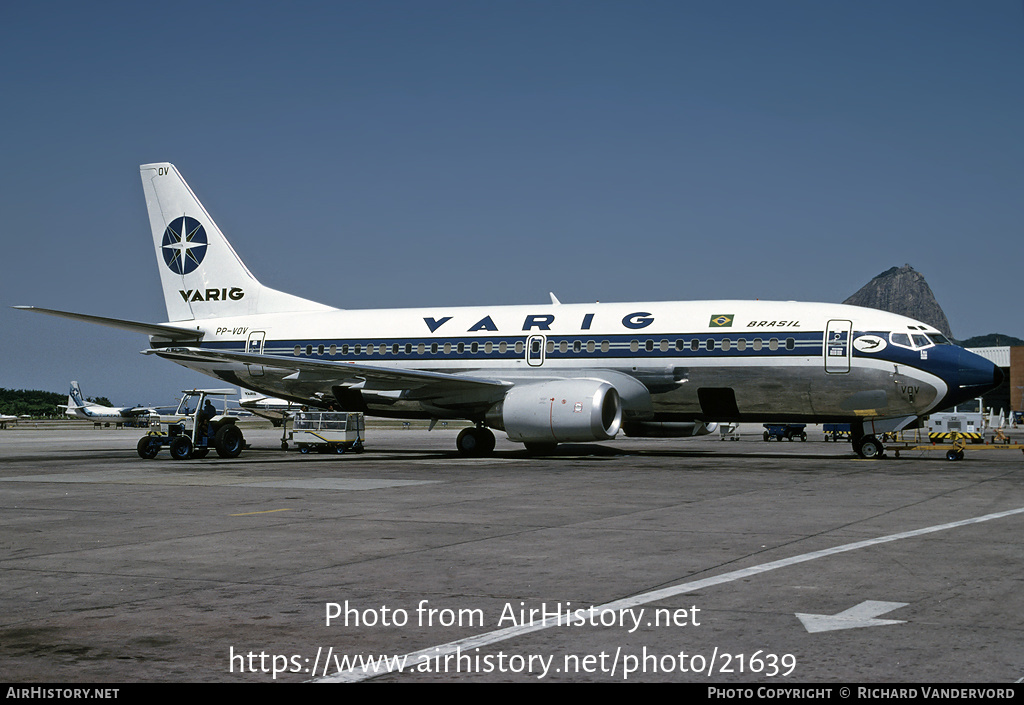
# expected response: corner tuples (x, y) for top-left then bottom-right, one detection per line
(2, 1), (1022, 406)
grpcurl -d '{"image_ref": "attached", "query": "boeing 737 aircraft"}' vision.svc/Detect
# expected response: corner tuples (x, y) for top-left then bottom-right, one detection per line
(17, 163), (1002, 458)
(60, 381), (151, 422)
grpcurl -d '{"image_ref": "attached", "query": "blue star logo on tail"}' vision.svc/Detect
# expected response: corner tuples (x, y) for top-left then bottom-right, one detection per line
(162, 216), (208, 274)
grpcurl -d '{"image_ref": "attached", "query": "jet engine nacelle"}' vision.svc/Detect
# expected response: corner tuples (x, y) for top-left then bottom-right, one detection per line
(486, 379), (623, 443)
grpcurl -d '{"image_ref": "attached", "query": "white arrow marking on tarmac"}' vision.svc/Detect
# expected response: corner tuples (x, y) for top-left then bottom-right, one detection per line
(796, 600), (908, 633)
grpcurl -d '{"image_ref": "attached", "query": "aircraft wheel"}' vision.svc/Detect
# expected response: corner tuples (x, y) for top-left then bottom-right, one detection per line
(281, 442), (289, 451)
(855, 436), (884, 459)
(214, 425), (244, 458)
(137, 436), (159, 459)
(457, 427), (495, 457)
(169, 435), (193, 460)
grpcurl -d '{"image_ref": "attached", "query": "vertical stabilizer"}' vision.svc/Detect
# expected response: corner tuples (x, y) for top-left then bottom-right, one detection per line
(140, 163), (333, 322)
(68, 381), (87, 409)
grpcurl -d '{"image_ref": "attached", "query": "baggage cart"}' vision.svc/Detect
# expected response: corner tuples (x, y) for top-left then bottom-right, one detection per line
(292, 411), (365, 454)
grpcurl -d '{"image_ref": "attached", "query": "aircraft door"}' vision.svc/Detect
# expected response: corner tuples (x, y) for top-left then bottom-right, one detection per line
(246, 331), (266, 377)
(527, 335), (546, 367)
(824, 320), (851, 373)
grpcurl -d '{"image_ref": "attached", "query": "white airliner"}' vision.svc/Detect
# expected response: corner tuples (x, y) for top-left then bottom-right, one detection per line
(16, 163), (1002, 458)
(0, 413), (18, 428)
(60, 381), (151, 422)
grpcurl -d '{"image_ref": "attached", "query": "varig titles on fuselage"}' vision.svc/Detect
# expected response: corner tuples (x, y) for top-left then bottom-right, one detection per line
(421, 312), (802, 334)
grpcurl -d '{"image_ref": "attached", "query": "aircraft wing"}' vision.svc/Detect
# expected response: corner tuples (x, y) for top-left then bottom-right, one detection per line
(145, 347), (511, 400)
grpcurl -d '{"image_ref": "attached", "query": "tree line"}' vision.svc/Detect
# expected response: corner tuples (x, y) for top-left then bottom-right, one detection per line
(0, 388), (111, 417)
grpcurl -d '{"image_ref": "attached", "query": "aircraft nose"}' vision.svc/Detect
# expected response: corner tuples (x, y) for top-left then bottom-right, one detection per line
(957, 348), (1003, 392)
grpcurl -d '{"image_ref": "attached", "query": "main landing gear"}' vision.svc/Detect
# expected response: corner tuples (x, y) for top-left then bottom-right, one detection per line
(456, 425), (496, 457)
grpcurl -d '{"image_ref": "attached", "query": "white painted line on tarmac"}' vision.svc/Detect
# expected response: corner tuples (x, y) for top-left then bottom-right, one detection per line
(317, 505), (1024, 682)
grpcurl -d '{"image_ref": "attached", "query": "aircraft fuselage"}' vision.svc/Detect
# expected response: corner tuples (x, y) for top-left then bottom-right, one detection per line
(150, 299), (996, 426)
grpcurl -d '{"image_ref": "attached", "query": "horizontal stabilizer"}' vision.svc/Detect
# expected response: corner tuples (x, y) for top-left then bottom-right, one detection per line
(13, 307), (204, 341)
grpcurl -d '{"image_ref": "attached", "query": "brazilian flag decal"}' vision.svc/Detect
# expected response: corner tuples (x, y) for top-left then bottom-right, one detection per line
(709, 314), (734, 328)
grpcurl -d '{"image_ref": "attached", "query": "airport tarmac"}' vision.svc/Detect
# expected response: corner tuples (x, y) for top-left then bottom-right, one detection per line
(1, 421), (1022, 683)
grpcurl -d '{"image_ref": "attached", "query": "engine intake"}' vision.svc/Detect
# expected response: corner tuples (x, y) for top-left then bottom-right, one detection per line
(486, 379), (622, 443)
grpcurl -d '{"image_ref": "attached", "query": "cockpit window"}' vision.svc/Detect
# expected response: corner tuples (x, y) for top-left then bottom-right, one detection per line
(890, 331), (941, 350)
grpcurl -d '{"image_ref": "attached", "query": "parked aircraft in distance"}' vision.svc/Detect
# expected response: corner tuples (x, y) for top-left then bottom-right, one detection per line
(0, 413), (18, 428)
(16, 164), (1002, 458)
(238, 388), (295, 426)
(59, 381), (151, 423)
